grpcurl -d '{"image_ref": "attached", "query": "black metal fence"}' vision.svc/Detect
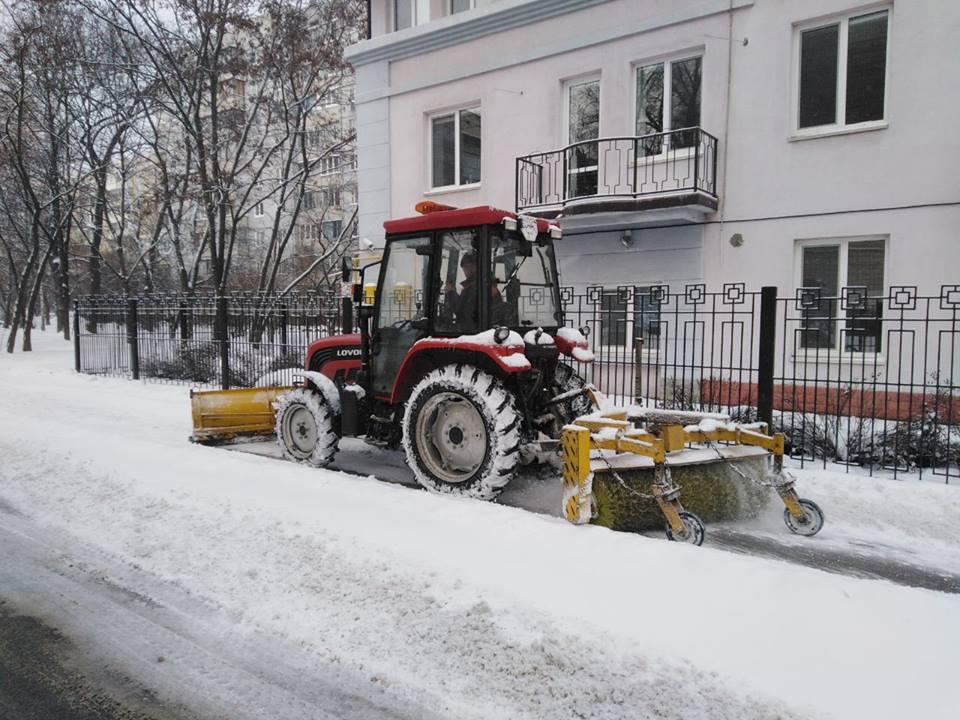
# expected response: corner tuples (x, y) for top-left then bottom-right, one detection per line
(516, 127), (718, 213)
(561, 284), (959, 483)
(74, 293), (344, 390)
(74, 284), (960, 482)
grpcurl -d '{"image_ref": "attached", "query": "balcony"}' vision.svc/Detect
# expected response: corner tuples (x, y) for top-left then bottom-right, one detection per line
(515, 127), (719, 218)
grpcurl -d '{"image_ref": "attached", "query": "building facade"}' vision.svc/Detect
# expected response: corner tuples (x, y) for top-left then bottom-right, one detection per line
(347, 0), (958, 293)
(345, 0), (960, 402)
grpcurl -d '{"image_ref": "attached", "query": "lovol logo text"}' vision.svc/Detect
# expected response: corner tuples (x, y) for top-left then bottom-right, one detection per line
(335, 347), (362, 359)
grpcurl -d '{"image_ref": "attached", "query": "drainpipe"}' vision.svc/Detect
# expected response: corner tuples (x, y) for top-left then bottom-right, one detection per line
(367, 0), (372, 39)
(717, 0), (735, 275)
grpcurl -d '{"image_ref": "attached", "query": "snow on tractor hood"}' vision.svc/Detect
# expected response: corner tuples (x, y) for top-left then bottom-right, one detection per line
(555, 326), (594, 363)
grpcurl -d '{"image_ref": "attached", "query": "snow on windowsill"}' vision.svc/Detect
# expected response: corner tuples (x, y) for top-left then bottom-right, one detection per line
(788, 120), (888, 142)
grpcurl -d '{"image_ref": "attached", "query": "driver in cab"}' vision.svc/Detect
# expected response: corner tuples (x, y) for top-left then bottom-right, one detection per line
(443, 253), (503, 329)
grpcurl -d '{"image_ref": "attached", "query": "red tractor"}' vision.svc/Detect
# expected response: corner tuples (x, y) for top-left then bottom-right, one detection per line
(271, 203), (595, 500)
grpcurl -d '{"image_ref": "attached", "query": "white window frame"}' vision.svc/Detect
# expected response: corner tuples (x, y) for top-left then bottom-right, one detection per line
(562, 74), (601, 193)
(562, 74), (601, 149)
(790, 6), (892, 140)
(426, 104), (482, 193)
(631, 50), (704, 157)
(794, 235), (889, 359)
(592, 285), (663, 361)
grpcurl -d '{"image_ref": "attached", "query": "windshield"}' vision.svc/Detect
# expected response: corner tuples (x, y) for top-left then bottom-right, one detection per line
(489, 230), (560, 328)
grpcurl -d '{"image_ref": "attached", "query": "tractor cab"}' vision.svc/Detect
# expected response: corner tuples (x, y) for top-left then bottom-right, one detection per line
(358, 203), (565, 400)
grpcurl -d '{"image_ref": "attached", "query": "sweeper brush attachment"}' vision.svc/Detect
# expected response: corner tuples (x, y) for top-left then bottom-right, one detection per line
(561, 408), (825, 541)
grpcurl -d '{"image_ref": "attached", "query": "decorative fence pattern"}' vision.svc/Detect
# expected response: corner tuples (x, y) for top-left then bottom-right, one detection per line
(75, 284), (960, 482)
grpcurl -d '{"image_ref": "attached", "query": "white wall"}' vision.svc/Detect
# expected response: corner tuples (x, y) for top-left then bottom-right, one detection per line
(353, 0), (960, 296)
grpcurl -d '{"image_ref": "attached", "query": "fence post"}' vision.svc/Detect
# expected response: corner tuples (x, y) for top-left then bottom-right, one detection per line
(216, 295), (230, 390)
(73, 299), (81, 373)
(126, 297), (140, 380)
(757, 286), (778, 430)
(279, 301), (288, 349)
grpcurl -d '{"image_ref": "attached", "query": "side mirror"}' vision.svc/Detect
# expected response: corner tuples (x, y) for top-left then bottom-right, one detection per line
(352, 283), (362, 304)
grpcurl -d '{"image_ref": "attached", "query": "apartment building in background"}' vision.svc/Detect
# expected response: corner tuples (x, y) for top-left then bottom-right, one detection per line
(346, 0), (959, 356)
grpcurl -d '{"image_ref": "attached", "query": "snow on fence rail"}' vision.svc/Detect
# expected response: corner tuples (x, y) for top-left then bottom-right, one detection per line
(75, 285), (960, 482)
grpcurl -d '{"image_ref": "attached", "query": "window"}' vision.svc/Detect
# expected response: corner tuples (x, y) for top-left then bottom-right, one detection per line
(254, 201), (265, 217)
(489, 230), (560, 329)
(306, 130), (321, 149)
(636, 55), (702, 153)
(796, 9), (889, 132)
(565, 77), (600, 198)
(435, 229), (480, 333)
(297, 224), (320, 244)
(634, 287), (661, 352)
(430, 107), (481, 189)
(451, 0), (475, 13)
(321, 187), (341, 207)
(320, 155), (340, 175)
(394, 0), (429, 31)
(394, 0), (413, 30)
(799, 237), (885, 352)
(321, 220), (342, 242)
(254, 230), (265, 245)
(594, 287), (662, 350)
(302, 191), (316, 210)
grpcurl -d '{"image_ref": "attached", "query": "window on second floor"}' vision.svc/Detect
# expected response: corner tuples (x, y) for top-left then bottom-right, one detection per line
(796, 9), (889, 133)
(565, 77), (600, 198)
(254, 201), (265, 217)
(430, 107), (481, 189)
(635, 54), (702, 154)
(451, 0), (476, 13)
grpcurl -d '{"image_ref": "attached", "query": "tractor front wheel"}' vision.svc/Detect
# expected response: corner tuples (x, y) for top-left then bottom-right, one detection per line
(403, 364), (522, 500)
(275, 388), (339, 467)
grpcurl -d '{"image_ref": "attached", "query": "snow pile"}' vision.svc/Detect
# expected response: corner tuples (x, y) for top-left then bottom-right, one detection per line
(684, 418), (737, 433)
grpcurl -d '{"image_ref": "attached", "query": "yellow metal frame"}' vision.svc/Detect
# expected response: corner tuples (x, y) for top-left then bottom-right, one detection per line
(561, 412), (796, 528)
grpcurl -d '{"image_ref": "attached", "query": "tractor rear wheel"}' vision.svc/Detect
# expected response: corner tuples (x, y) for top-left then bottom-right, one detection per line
(403, 364), (522, 500)
(275, 388), (339, 467)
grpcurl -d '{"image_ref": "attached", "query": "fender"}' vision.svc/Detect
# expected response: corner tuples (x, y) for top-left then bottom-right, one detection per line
(389, 336), (532, 405)
(299, 370), (342, 415)
(305, 333), (362, 385)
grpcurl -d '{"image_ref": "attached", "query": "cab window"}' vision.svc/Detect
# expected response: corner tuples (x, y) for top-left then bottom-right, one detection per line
(434, 229), (479, 334)
(377, 236), (430, 329)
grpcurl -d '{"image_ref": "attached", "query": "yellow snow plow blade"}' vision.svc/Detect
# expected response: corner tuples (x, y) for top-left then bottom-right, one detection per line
(190, 386), (291, 443)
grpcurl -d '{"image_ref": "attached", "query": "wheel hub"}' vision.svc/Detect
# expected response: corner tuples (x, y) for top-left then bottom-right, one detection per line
(415, 392), (487, 484)
(285, 405), (318, 456)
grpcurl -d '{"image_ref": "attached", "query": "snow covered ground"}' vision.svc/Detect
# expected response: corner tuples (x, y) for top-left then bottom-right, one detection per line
(1, 330), (960, 719)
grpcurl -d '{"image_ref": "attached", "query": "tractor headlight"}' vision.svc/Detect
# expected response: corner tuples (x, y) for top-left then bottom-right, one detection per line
(580, 325), (590, 338)
(493, 326), (511, 344)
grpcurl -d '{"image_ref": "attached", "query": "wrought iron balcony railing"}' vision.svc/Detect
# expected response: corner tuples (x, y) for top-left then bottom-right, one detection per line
(515, 127), (718, 214)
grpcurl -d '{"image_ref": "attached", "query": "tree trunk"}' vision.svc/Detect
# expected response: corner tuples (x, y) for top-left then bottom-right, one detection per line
(22, 247), (52, 352)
